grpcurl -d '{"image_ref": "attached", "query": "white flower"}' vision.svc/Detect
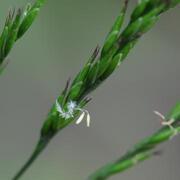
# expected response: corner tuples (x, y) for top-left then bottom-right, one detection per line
(154, 110), (178, 138)
(56, 100), (91, 127)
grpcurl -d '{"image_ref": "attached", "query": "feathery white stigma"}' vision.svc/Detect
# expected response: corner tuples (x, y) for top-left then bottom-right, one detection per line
(56, 100), (91, 127)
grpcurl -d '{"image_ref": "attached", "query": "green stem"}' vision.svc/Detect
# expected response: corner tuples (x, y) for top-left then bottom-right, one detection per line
(12, 137), (50, 180)
(88, 153), (150, 180)
(88, 123), (180, 180)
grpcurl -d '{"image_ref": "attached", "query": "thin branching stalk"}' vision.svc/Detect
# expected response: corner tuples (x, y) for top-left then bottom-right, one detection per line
(88, 103), (180, 179)
(12, 0), (180, 179)
(0, 0), (46, 74)
(12, 137), (50, 180)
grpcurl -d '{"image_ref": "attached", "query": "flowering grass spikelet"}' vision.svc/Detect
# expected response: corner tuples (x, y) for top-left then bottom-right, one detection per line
(154, 110), (178, 138)
(56, 99), (91, 127)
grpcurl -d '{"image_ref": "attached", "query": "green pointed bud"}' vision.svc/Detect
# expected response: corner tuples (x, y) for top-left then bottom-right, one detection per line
(100, 53), (123, 80)
(121, 17), (144, 40)
(119, 40), (137, 60)
(97, 46), (118, 78)
(72, 63), (91, 85)
(17, 0), (46, 39)
(4, 10), (22, 56)
(73, 46), (100, 85)
(143, 5), (164, 18)
(96, 56), (109, 77)
(17, 7), (39, 39)
(122, 3), (165, 41)
(101, 0), (129, 56)
(133, 5), (165, 36)
(138, 16), (158, 34)
(12, 9), (22, 29)
(88, 61), (100, 85)
(131, 0), (149, 22)
(59, 78), (71, 105)
(68, 81), (83, 100)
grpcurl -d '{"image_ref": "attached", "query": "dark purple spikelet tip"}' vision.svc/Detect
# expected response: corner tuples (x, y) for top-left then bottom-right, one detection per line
(91, 45), (100, 62)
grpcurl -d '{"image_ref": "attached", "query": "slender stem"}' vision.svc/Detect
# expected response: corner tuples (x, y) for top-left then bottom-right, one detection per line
(88, 153), (150, 180)
(88, 123), (180, 180)
(12, 137), (50, 180)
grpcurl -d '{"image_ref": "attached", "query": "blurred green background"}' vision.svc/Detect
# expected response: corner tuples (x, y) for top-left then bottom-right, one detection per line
(0, 0), (180, 179)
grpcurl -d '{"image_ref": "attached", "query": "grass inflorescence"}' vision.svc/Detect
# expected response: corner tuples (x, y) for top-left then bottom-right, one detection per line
(11, 0), (180, 180)
(0, 0), (46, 74)
(88, 103), (180, 179)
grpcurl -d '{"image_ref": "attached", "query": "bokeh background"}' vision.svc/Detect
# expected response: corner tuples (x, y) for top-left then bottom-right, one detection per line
(0, 0), (180, 179)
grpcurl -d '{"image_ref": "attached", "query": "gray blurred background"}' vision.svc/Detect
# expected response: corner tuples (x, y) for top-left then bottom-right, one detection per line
(0, 0), (180, 179)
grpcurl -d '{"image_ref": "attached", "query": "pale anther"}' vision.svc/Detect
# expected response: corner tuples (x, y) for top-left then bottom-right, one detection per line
(154, 110), (178, 138)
